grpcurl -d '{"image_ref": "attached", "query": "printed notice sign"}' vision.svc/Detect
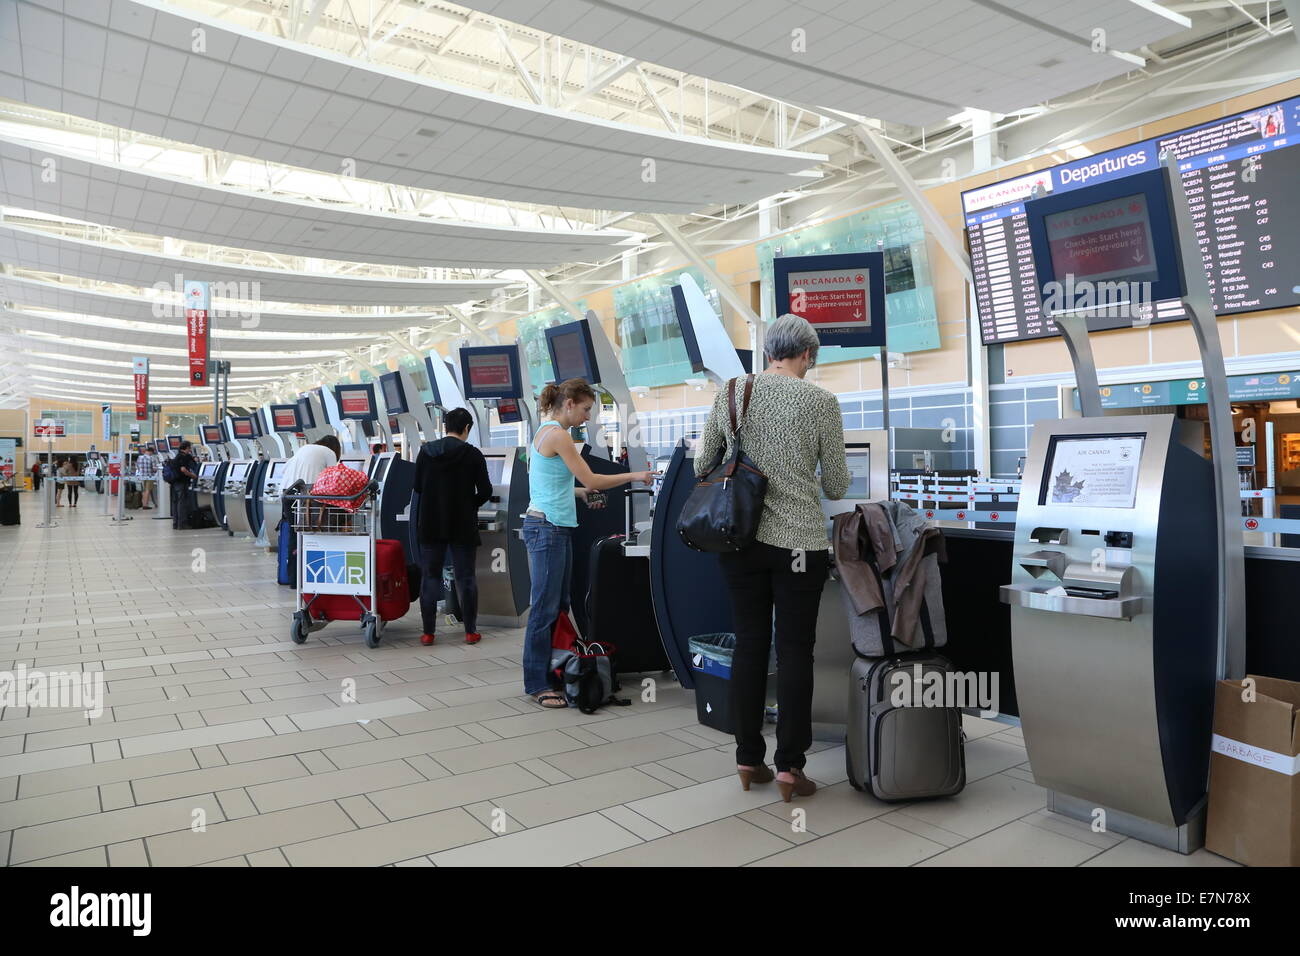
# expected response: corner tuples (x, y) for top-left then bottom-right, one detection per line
(787, 268), (871, 330)
(468, 353), (512, 388)
(1045, 193), (1157, 282)
(1045, 436), (1145, 509)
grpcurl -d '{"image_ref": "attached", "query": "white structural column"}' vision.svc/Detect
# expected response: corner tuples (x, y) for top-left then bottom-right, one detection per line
(524, 269), (587, 323)
(648, 214), (763, 358)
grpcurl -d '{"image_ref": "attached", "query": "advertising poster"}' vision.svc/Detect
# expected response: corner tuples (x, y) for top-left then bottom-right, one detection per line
(184, 280), (210, 386)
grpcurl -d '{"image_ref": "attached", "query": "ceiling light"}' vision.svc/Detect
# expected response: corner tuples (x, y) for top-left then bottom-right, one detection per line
(416, 128), (438, 138)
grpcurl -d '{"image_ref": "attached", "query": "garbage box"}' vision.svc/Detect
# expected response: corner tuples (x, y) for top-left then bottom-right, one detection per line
(688, 633), (776, 734)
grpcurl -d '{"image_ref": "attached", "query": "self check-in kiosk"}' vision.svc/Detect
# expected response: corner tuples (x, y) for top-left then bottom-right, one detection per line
(260, 404), (303, 541)
(297, 393), (331, 444)
(379, 369), (436, 460)
(222, 458), (255, 537)
(999, 160), (1245, 852)
(451, 344), (533, 625)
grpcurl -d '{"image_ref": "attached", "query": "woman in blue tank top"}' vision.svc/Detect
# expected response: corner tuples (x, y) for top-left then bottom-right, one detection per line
(523, 379), (652, 708)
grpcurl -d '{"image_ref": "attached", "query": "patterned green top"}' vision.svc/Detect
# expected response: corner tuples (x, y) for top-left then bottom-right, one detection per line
(694, 373), (850, 552)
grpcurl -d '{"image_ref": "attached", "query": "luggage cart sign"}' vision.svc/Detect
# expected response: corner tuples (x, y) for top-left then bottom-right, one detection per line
(772, 251), (886, 349)
(302, 534), (372, 595)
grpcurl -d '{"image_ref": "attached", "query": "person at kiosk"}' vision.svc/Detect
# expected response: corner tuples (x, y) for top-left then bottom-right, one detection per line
(694, 314), (849, 801)
(522, 379), (652, 708)
(135, 446), (157, 509)
(281, 435), (341, 490)
(412, 407), (492, 648)
(171, 441), (199, 529)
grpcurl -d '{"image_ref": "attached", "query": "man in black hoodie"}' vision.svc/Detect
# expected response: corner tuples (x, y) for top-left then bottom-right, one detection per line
(412, 407), (493, 646)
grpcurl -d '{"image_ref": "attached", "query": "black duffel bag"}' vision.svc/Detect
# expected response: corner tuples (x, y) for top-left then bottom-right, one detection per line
(676, 374), (768, 553)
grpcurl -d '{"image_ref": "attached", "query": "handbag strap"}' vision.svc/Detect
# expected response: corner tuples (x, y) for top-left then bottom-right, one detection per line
(727, 375), (755, 436)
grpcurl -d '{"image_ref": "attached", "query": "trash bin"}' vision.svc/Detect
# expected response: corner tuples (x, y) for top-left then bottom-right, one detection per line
(688, 633), (776, 734)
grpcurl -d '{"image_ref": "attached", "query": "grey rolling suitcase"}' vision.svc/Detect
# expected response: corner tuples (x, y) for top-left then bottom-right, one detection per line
(846, 653), (966, 801)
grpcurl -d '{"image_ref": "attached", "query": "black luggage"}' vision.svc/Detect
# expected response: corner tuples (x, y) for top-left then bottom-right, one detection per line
(125, 487), (142, 510)
(187, 505), (218, 529)
(277, 518), (296, 586)
(0, 489), (19, 526)
(846, 652), (966, 801)
(585, 489), (670, 675)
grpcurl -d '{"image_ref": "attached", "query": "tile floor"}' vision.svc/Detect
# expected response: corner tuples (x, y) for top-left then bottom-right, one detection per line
(0, 499), (1238, 866)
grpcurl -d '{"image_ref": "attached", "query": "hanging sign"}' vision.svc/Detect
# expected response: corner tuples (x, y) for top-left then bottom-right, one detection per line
(133, 357), (149, 420)
(184, 280), (210, 386)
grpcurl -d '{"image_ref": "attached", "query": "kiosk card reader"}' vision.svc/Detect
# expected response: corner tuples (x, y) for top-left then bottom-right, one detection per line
(1002, 158), (1245, 853)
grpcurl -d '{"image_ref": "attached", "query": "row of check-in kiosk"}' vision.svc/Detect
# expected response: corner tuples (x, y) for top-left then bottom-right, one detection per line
(179, 157), (1243, 857)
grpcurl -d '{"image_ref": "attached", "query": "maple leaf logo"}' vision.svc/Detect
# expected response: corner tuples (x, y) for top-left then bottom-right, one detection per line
(1129, 201), (1141, 214)
(1051, 468), (1086, 503)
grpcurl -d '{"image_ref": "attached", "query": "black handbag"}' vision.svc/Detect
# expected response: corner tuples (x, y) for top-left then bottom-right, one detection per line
(676, 375), (768, 552)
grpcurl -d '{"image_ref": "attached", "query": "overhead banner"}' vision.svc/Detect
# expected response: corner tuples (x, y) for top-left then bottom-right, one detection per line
(184, 280), (210, 386)
(133, 356), (149, 420)
(101, 403), (112, 441)
(772, 251), (887, 350)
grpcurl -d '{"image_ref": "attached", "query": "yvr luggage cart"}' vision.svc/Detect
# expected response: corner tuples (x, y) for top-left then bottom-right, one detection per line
(283, 479), (385, 648)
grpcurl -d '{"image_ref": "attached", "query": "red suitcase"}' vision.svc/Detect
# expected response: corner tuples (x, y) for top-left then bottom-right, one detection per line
(304, 539), (411, 623)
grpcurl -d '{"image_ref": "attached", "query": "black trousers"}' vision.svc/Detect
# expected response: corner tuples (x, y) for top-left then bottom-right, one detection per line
(719, 541), (830, 772)
(171, 483), (194, 529)
(420, 541), (478, 635)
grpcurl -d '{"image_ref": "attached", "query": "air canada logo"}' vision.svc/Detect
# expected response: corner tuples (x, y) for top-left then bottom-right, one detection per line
(304, 548), (366, 586)
(1051, 468), (1086, 503)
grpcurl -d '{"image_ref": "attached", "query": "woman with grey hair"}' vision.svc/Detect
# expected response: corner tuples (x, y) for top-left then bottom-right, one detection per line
(694, 313), (850, 802)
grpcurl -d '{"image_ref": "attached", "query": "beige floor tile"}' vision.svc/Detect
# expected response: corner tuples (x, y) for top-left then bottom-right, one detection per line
(284, 807), (492, 867)
(18, 749), (197, 799)
(495, 768), (672, 827)
(1081, 840), (1242, 867)
(891, 773), (1047, 839)
(749, 818), (949, 866)
(586, 816), (792, 866)
(0, 744), (95, 780)
(322, 725), (479, 769)
(541, 733), (697, 780)
(289, 698), (425, 731)
(393, 855), (436, 866)
(217, 723), (373, 764)
(0, 776), (16, 802)
(247, 848), (290, 866)
(132, 755), (306, 805)
(656, 747), (739, 783)
(112, 690), (249, 722)
(0, 786), (101, 830)
(119, 718), (276, 758)
(475, 707), (621, 740)
(875, 808), (967, 848)
(147, 801), (356, 867)
(758, 780), (897, 835)
(636, 763), (698, 789)
(625, 774), (788, 833)
(107, 839), (150, 867)
(403, 754), (450, 781)
(100, 780), (134, 811)
(248, 759), (423, 813)
(435, 729), (589, 775)
(216, 788), (259, 819)
(192, 745), (228, 768)
(917, 819), (1103, 866)
(296, 751), (337, 774)
(1018, 807), (1128, 851)
(736, 807), (821, 846)
(337, 794), (387, 828)
(597, 805), (672, 841)
(367, 764), (548, 821)
(197, 695), (342, 727)
(965, 735), (1030, 781)
(517, 757), (571, 784)
(199, 856), (250, 867)
(431, 812), (641, 867)
(585, 706), (703, 743)
(11, 795), (223, 864)
(17, 846), (109, 867)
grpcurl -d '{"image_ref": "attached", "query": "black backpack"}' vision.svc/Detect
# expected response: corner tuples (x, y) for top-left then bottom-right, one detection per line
(161, 459), (177, 483)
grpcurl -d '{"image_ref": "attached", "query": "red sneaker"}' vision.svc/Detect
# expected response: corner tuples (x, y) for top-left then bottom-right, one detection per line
(420, 633), (436, 646)
(465, 632), (482, 645)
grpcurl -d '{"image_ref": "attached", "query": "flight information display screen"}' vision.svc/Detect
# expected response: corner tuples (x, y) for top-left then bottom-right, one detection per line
(964, 96), (1300, 344)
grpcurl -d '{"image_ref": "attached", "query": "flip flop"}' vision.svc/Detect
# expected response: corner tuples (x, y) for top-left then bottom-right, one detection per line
(533, 692), (567, 709)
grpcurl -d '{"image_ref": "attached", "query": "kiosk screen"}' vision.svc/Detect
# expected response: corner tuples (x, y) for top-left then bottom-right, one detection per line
(485, 457), (506, 485)
(380, 372), (408, 415)
(550, 328), (592, 383)
(336, 385), (377, 421)
(227, 462), (250, 482)
(232, 418), (254, 440)
(296, 397), (316, 430)
(371, 457), (391, 483)
(167, 435), (182, 450)
(154, 439), (167, 453)
(199, 463), (217, 479)
(497, 399), (521, 424)
(461, 347), (521, 399)
(268, 461), (288, 481)
(201, 425), (222, 443)
(1039, 434), (1145, 509)
(845, 444), (871, 498)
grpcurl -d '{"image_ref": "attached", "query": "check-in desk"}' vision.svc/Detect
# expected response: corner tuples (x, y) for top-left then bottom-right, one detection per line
(222, 461), (255, 536)
(260, 459), (290, 539)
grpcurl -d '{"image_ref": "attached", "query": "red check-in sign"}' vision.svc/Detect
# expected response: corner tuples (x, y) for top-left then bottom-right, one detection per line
(184, 281), (210, 386)
(787, 268), (871, 330)
(133, 357), (149, 421)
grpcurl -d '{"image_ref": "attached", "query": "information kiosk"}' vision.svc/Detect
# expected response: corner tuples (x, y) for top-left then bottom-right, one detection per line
(297, 393), (331, 444)
(1000, 159), (1245, 852)
(260, 404), (303, 542)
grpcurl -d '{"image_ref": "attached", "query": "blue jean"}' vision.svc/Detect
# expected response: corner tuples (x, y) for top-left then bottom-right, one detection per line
(521, 515), (574, 696)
